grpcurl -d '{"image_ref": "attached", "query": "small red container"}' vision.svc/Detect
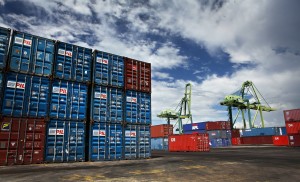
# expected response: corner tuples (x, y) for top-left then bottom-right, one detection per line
(151, 124), (173, 138)
(168, 133), (210, 152)
(241, 136), (273, 145)
(284, 109), (300, 122)
(288, 134), (300, 147)
(206, 121), (227, 130)
(231, 129), (240, 138)
(124, 58), (151, 93)
(0, 117), (46, 166)
(272, 135), (289, 146)
(231, 137), (241, 145)
(285, 121), (300, 134)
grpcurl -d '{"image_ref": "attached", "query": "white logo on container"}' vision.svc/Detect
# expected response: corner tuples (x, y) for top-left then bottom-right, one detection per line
(52, 87), (67, 94)
(93, 130), (106, 136)
(96, 57), (109, 64)
(49, 129), (64, 135)
(7, 81), (25, 89)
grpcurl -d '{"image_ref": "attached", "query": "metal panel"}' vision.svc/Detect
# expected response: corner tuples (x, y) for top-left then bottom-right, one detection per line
(0, 117), (46, 166)
(124, 124), (138, 159)
(207, 130), (228, 139)
(151, 138), (168, 150)
(284, 109), (300, 122)
(151, 124), (173, 138)
(0, 27), (10, 70)
(50, 80), (88, 120)
(45, 120), (85, 162)
(93, 51), (124, 87)
(168, 133), (210, 152)
(91, 86), (123, 123)
(2, 73), (50, 117)
(273, 136), (289, 146)
(286, 122), (300, 134)
(139, 61), (151, 93)
(9, 30), (55, 76)
(240, 127), (281, 137)
(0, 73), (3, 111)
(54, 42), (92, 83)
(138, 125), (151, 158)
(139, 92), (151, 124)
(125, 90), (138, 124)
(107, 123), (122, 160)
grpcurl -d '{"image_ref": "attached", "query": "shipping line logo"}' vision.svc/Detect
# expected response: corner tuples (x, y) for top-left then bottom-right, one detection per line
(15, 37), (32, 47)
(127, 96), (137, 103)
(125, 131), (136, 137)
(48, 129), (64, 135)
(7, 81), (25, 89)
(95, 92), (107, 99)
(96, 57), (109, 64)
(52, 87), (68, 94)
(93, 130), (106, 136)
(58, 49), (73, 57)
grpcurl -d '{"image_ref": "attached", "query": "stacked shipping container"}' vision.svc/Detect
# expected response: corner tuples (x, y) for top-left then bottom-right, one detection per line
(150, 124), (173, 151)
(0, 26), (152, 165)
(284, 109), (300, 146)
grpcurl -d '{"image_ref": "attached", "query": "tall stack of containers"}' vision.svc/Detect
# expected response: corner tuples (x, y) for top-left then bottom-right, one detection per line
(284, 109), (300, 147)
(124, 57), (151, 159)
(89, 50), (124, 161)
(1, 28), (53, 165)
(45, 41), (91, 163)
(151, 124), (173, 151)
(231, 129), (241, 145)
(183, 121), (232, 148)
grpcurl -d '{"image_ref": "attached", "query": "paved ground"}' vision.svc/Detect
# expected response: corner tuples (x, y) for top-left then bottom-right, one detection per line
(0, 146), (300, 182)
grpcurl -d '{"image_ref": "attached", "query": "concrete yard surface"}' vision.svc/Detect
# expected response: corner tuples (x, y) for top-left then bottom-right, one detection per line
(0, 146), (300, 182)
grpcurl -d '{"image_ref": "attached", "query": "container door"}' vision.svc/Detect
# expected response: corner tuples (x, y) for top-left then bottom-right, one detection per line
(65, 121), (85, 162)
(55, 43), (73, 80)
(125, 58), (139, 90)
(89, 122), (106, 161)
(69, 82), (88, 120)
(73, 47), (92, 82)
(110, 55), (124, 87)
(124, 125), (137, 159)
(2, 73), (27, 117)
(33, 38), (54, 76)
(0, 27), (10, 70)
(138, 125), (150, 158)
(91, 85), (108, 122)
(109, 88), (123, 123)
(139, 62), (151, 92)
(126, 91), (138, 123)
(107, 124), (122, 160)
(26, 76), (50, 117)
(93, 51), (109, 85)
(50, 80), (68, 119)
(139, 93), (151, 124)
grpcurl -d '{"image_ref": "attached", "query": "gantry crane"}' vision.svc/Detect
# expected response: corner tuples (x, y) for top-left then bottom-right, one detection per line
(157, 83), (193, 134)
(220, 81), (275, 129)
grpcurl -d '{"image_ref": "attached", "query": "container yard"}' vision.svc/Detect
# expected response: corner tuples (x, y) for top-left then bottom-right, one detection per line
(1, 18), (300, 181)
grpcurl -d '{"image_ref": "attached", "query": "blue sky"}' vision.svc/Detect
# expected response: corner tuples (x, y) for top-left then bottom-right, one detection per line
(1, 0), (299, 128)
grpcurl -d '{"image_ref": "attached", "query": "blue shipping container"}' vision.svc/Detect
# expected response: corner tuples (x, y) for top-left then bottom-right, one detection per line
(0, 27), (10, 70)
(45, 120), (85, 162)
(125, 91), (151, 124)
(93, 50), (124, 87)
(151, 138), (168, 151)
(210, 138), (231, 148)
(55, 42), (92, 82)
(124, 124), (138, 159)
(2, 73), (50, 117)
(9, 30), (55, 76)
(139, 125), (151, 158)
(183, 122), (207, 132)
(0, 73), (3, 111)
(50, 80), (88, 120)
(89, 122), (123, 161)
(240, 127), (281, 137)
(91, 85), (123, 123)
(279, 127), (287, 135)
(207, 130), (228, 139)
(184, 130), (206, 134)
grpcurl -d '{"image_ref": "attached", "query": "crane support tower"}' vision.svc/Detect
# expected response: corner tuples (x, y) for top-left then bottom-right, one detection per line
(220, 81), (275, 129)
(157, 83), (193, 134)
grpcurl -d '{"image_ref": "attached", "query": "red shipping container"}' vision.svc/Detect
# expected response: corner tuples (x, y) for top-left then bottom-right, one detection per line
(288, 134), (300, 147)
(241, 136), (273, 145)
(231, 129), (240, 138)
(0, 118), (46, 166)
(231, 137), (241, 145)
(124, 58), (151, 93)
(284, 109), (300, 122)
(151, 124), (173, 138)
(168, 133), (210, 152)
(206, 121), (226, 130)
(272, 135), (289, 146)
(285, 121), (300, 134)
(225, 121), (231, 130)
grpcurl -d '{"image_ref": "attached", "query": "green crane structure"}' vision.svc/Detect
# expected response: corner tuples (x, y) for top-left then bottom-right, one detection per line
(157, 83), (193, 134)
(220, 81), (275, 129)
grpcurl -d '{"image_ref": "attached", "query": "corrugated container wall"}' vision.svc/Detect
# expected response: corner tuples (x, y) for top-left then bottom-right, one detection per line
(0, 27), (10, 70)
(285, 121), (300, 134)
(231, 137), (241, 145)
(8, 30), (55, 77)
(168, 133), (210, 152)
(138, 125), (151, 158)
(90, 85), (123, 123)
(151, 124), (173, 138)
(241, 136), (273, 145)
(210, 138), (231, 148)
(206, 121), (227, 130)
(124, 58), (151, 93)
(92, 51), (124, 87)
(89, 122), (122, 161)
(0, 117), (46, 165)
(50, 80), (88, 120)
(45, 120), (85, 162)
(207, 130), (228, 139)
(284, 109), (300, 122)
(0, 73), (3, 111)
(240, 127), (282, 137)
(231, 129), (240, 138)
(2, 73), (50, 117)
(288, 134), (300, 147)
(272, 136), (289, 146)
(151, 138), (168, 151)
(54, 42), (92, 83)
